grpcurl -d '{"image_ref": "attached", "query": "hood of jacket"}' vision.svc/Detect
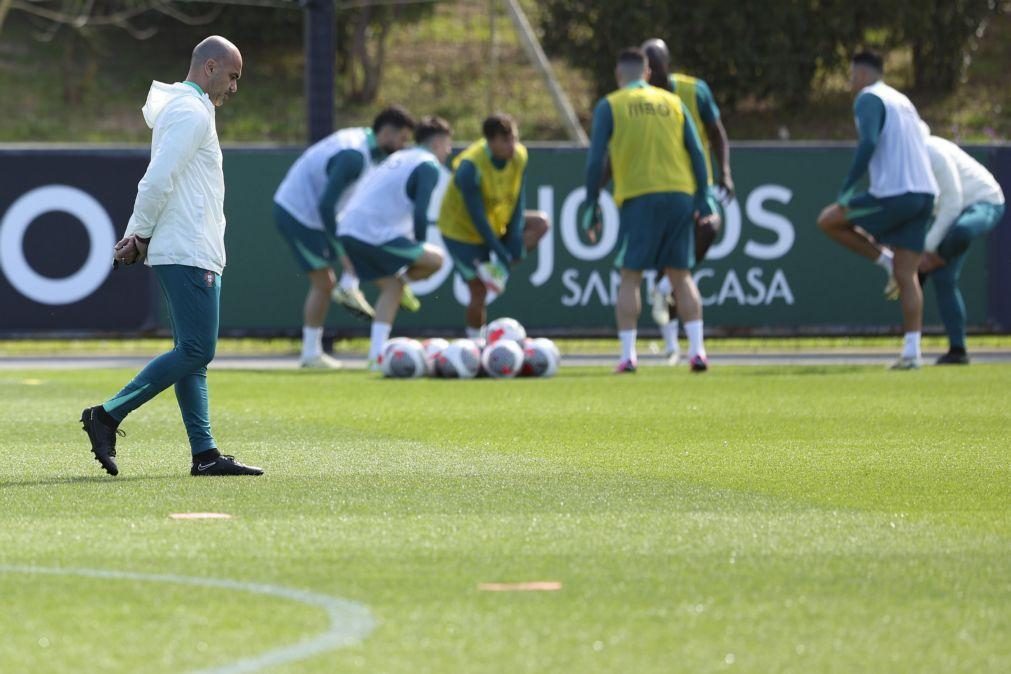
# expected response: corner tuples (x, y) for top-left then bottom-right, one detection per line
(141, 81), (213, 129)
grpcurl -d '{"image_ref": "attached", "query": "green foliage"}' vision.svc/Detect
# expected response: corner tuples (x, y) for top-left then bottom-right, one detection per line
(539, 0), (1003, 107)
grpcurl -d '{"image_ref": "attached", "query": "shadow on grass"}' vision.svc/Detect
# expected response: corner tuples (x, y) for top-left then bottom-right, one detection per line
(0, 474), (176, 488)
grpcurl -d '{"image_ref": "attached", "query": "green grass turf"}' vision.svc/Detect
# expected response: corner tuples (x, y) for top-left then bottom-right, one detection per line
(0, 365), (1008, 673)
(2, 335), (1011, 356)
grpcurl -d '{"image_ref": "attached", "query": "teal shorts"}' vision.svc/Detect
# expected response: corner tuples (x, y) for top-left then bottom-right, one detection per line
(615, 192), (695, 271)
(338, 235), (424, 282)
(274, 202), (342, 272)
(845, 191), (935, 253)
(442, 236), (494, 281)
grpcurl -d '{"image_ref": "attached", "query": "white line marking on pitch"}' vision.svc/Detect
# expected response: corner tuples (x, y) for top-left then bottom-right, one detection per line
(0, 565), (376, 674)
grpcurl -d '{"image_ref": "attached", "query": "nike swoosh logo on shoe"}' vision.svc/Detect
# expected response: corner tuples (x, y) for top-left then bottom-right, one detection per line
(196, 462), (216, 471)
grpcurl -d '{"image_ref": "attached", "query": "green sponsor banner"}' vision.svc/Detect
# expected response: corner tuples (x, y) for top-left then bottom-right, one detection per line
(221, 146), (986, 334)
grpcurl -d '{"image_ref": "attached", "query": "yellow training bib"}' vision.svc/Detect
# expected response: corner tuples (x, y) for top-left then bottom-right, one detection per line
(438, 140), (528, 243)
(671, 73), (713, 184)
(605, 84), (696, 206)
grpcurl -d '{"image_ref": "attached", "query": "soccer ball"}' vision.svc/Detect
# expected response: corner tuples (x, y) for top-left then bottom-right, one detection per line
(485, 317), (526, 344)
(421, 338), (450, 376)
(436, 339), (482, 379)
(381, 339), (426, 378)
(379, 337), (412, 365)
(481, 339), (524, 378)
(520, 338), (560, 378)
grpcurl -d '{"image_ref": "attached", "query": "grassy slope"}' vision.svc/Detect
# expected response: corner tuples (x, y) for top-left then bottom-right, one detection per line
(0, 365), (1008, 673)
(0, 5), (1007, 142)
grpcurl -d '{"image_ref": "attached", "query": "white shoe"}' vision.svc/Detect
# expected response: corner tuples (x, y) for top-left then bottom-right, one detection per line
(650, 288), (671, 325)
(367, 358), (382, 373)
(300, 353), (343, 369)
(664, 348), (681, 366)
(889, 356), (922, 370)
(883, 275), (900, 301)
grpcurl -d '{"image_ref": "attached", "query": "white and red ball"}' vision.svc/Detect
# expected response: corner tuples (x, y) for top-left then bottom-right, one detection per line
(481, 339), (524, 379)
(436, 339), (482, 379)
(485, 317), (526, 344)
(380, 338), (426, 378)
(520, 337), (560, 378)
(421, 338), (450, 376)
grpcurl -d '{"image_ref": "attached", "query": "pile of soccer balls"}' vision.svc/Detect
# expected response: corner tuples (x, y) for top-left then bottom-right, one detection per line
(379, 317), (561, 380)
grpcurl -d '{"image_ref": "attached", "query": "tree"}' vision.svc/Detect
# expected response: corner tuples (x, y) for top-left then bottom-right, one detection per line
(337, 0), (435, 104)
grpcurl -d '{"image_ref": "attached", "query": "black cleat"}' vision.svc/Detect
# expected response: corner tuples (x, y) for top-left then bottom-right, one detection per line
(191, 454), (264, 476)
(80, 406), (123, 476)
(936, 349), (969, 365)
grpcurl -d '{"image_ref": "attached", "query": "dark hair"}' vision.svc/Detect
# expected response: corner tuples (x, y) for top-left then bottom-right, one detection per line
(372, 105), (416, 133)
(415, 116), (452, 145)
(482, 113), (516, 141)
(852, 50), (884, 73)
(617, 47), (646, 68)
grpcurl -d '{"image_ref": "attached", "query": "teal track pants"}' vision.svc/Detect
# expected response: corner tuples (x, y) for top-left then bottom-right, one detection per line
(102, 264), (220, 454)
(931, 202), (1005, 350)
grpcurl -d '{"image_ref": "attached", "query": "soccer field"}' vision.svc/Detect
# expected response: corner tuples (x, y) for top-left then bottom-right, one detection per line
(1, 364), (1008, 673)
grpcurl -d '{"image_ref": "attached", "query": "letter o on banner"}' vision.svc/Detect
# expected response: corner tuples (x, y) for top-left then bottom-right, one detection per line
(560, 187), (619, 261)
(0, 185), (115, 305)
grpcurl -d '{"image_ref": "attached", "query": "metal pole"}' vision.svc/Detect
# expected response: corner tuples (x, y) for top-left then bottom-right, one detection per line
(488, 0), (497, 114)
(302, 0), (336, 144)
(503, 0), (587, 145)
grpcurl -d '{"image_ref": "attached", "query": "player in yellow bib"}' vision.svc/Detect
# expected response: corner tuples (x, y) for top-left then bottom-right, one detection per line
(642, 38), (734, 364)
(437, 114), (549, 339)
(582, 48), (714, 373)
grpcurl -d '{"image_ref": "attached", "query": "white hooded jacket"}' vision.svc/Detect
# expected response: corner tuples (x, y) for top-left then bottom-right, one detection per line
(125, 81), (227, 274)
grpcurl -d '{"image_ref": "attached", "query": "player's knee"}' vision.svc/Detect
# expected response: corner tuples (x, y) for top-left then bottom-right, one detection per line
(817, 206), (841, 232)
(309, 269), (336, 292)
(526, 212), (550, 239)
(178, 338), (215, 366)
(697, 221), (718, 246)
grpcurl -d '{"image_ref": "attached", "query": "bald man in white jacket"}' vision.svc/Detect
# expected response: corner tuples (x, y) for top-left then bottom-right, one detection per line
(80, 36), (263, 477)
(919, 128), (1005, 364)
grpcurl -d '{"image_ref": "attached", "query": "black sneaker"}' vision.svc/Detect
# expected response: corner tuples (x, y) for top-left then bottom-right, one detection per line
(936, 349), (969, 365)
(80, 406), (123, 476)
(191, 454), (264, 476)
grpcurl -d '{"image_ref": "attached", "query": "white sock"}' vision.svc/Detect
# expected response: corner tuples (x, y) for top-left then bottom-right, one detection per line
(662, 319), (680, 354)
(656, 275), (672, 297)
(369, 322), (392, 362)
(685, 319), (706, 359)
(302, 326), (323, 360)
(339, 271), (358, 291)
(902, 331), (921, 359)
(876, 249), (894, 275)
(466, 327), (482, 340)
(619, 329), (637, 362)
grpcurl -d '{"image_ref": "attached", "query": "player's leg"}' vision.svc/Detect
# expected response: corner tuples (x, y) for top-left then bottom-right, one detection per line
(694, 189), (723, 262)
(613, 194), (667, 372)
(465, 279), (488, 339)
(876, 193), (936, 369)
(522, 210), (550, 252)
(370, 275), (404, 366)
(818, 200), (892, 264)
(891, 246), (923, 366)
(404, 242), (444, 280)
(444, 237), (490, 339)
(301, 268), (342, 368)
(931, 253), (968, 363)
(932, 202), (1004, 363)
(81, 266), (231, 475)
(615, 267), (644, 372)
(663, 194), (706, 371)
(820, 196), (901, 297)
(331, 237), (376, 322)
(273, 203), (348, 366)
